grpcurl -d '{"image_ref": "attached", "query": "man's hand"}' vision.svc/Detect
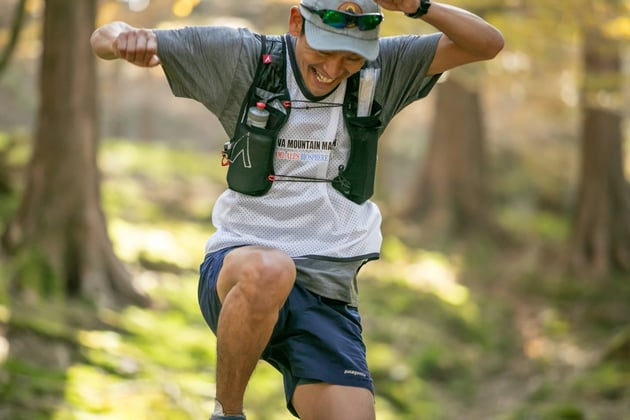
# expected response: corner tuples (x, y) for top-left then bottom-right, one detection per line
(112, 29), (160, 67)
(374, 0), (420, 15)
(91, 22), (160, 67)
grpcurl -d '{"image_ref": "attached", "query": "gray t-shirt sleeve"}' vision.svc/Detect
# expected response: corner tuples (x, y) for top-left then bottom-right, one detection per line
(154, 26), (261, 135)
(374, 32), (443, 130)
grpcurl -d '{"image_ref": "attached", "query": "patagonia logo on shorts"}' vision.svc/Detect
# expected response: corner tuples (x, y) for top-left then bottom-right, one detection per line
(344, 369), (367, 378)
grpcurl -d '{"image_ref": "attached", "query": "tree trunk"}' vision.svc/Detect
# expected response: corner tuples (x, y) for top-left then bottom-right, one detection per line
(1, 0), (149, 307)
(402, 75), (489, 235)
(570, 27), (630, 276)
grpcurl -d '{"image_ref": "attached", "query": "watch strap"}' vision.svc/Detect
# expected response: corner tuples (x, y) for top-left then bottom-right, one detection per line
(405, 0), (431, 18)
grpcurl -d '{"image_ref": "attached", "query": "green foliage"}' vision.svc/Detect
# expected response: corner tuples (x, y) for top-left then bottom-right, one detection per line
(508, 358), (629, 420)
(100, 139), (225, 224)
(100, 139), (219, 269)
(0, 130), (26, 229)
(508, 403), (586, 420)
(0, 129), (31, 168)
(0, 359), (68, 420)
(573, 359), (629, 400)
(498, 208), (569, 244)
(3, 248), (65, 299)
(1, 140), (629, 420)
(100, 139), (226, 185)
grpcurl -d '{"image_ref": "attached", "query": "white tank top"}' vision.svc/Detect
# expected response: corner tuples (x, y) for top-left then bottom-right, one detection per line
(205, 51), (382, 259)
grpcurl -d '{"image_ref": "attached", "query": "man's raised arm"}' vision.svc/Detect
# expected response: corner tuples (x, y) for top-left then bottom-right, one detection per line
(90, 21), (161, 67)
(376, 0), (504, 75)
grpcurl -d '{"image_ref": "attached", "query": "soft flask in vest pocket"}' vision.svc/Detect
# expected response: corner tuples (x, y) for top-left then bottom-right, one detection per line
(225, 123), (276, 196)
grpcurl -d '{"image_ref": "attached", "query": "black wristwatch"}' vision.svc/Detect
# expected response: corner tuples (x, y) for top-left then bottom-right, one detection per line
(405, 0), (431, 18)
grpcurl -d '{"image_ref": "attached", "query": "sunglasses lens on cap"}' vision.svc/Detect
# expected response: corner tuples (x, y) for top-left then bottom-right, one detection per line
(320, 10), (347, 28)
(303, 5), (383, 31)
(357, 14), (382, 30)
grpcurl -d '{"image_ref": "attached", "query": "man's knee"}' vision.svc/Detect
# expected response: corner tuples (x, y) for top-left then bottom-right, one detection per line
(218, 247), (296, 308)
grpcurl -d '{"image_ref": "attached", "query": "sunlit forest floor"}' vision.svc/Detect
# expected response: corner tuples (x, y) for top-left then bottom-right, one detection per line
(0, 139), (628, 419)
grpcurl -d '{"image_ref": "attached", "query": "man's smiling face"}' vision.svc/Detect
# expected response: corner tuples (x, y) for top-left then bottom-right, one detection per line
(289, 6), (366, 97)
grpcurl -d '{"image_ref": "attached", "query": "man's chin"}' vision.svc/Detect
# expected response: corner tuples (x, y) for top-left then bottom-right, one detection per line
(306, 79), (338, 97)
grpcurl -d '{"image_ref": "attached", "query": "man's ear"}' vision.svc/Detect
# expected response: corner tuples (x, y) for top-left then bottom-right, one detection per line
(288, 6), (304, 36)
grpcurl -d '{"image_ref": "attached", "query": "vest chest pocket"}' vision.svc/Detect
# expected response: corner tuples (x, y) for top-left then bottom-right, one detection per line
(225, 123), (276, 196)
(332, 103), (382, 204)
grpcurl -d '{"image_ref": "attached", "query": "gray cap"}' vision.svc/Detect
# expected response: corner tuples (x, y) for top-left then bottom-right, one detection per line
(299, 0), (381, 60)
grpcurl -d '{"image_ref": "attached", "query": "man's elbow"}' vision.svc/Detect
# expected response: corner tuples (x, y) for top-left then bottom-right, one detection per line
(481, 29), (505, 60)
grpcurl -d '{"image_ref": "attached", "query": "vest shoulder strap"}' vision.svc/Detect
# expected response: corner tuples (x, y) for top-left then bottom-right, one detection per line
(234, 34), (290, 133)
(254, 34), (287, 97)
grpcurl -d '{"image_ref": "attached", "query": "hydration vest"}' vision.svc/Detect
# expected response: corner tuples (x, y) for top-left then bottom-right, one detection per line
(222, 34), (382, 205)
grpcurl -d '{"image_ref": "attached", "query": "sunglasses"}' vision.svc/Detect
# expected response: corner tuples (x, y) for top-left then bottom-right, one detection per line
(301, 4), (383, 31)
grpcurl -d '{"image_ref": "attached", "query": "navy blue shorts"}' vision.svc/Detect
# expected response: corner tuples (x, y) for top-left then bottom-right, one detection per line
(197, 247), (374, 416)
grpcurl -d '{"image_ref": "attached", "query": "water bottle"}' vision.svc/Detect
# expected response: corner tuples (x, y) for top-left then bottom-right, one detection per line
(246, 102), (270, 129)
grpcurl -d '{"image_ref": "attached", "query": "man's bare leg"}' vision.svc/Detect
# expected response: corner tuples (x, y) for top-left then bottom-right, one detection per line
(292, 383), (376, 420)
(214, 246), (296, 416)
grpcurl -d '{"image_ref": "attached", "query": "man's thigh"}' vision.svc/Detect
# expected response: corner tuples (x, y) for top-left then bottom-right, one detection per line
(292, 383), (375, 420)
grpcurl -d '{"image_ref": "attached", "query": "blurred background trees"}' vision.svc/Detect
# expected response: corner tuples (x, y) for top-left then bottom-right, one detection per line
(2, 0), (149, 307)
(570, 0), (630, 276)
(0, 0), (628, 419)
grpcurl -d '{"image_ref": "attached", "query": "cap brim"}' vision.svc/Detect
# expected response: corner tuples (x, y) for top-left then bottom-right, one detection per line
(303, 19), (379, 61)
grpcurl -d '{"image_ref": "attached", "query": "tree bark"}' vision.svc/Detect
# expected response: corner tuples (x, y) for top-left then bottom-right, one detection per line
(570, 27), (630, 276)
(1, 0), (149, 307)
(401, 75), (490, 235)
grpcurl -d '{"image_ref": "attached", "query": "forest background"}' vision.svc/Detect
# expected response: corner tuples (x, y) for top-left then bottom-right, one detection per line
(0, 0), (629, 419)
